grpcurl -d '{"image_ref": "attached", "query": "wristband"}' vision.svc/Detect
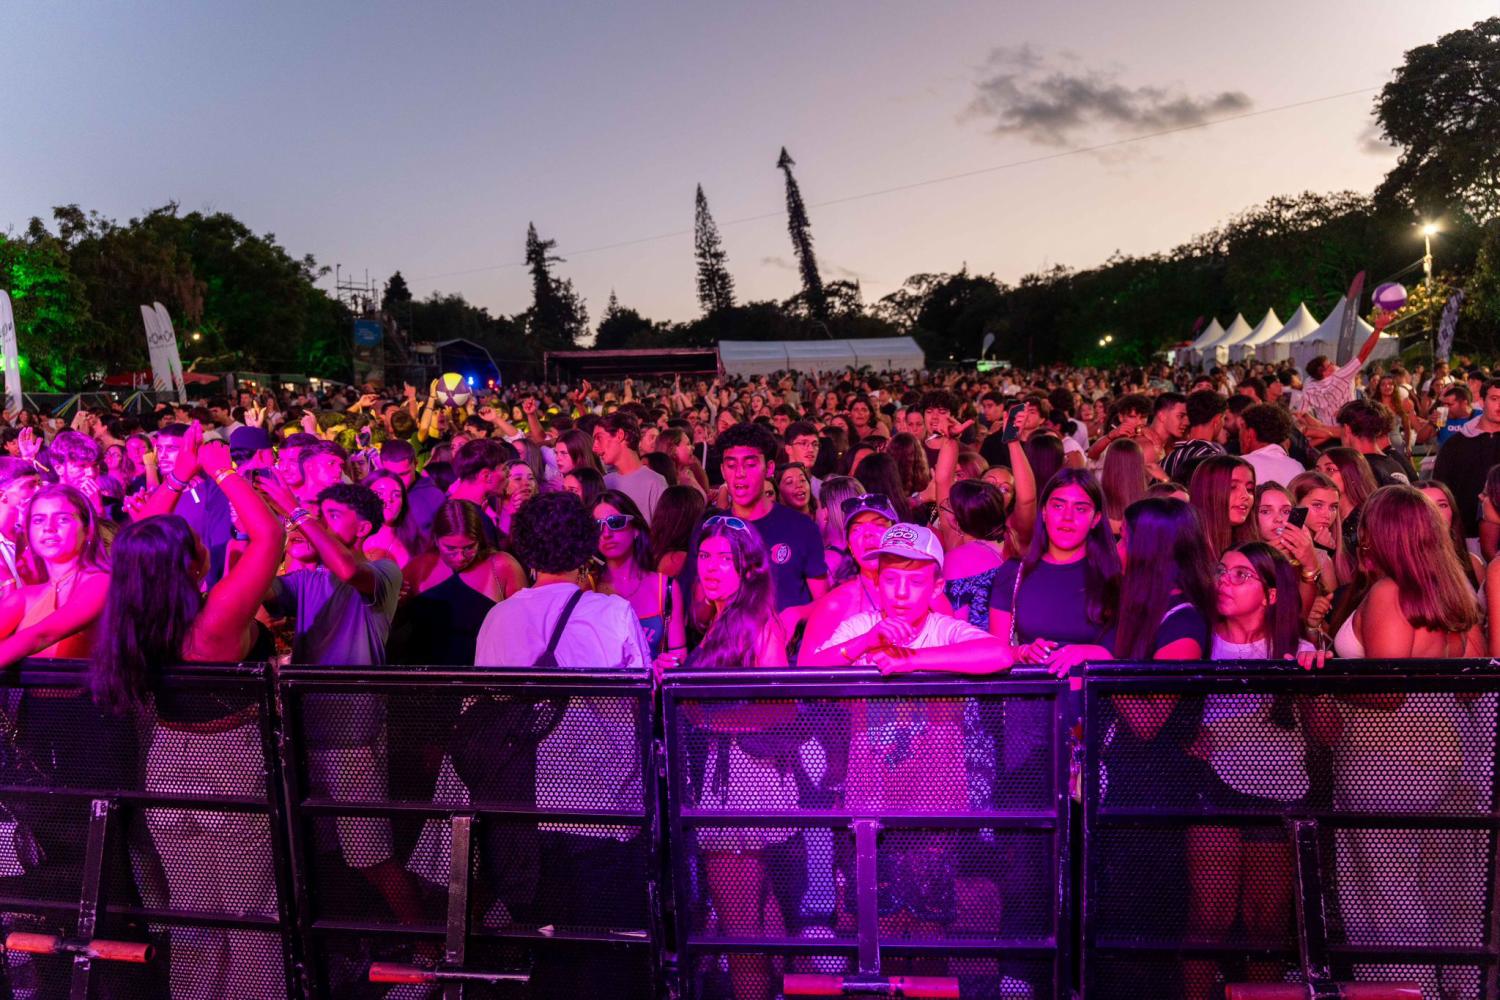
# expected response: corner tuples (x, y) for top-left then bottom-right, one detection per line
(164, 477), (188, 494)
(212, 468), (237, 486)
(287, 507), (314, 530)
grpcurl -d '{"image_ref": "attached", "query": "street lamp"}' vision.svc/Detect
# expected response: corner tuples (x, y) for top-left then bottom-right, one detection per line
(191, 331), (202, 342)
(1421, 222), (1439, 290)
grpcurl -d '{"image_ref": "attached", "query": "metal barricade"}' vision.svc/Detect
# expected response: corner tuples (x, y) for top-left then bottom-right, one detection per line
(0, 659), (300, 1000)
(277, 666), (660, 1000)
(661, 667), (1073, 1000)
(1081, 659), (1500, 1000)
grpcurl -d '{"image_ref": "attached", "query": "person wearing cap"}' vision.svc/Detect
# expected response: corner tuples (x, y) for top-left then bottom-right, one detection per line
(229, 425), (277, 472)
(816, 523), (1014, 674)
(798, 493), (904, 663)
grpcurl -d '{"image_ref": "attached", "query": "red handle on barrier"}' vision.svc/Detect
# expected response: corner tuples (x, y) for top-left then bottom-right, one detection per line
(784, 973), (960, 998)
(369, 962), (435, 984)
(5, 932), (154, 963)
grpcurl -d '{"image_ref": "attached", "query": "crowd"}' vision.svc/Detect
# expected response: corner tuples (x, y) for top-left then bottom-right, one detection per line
(0, 315), (1496, 996)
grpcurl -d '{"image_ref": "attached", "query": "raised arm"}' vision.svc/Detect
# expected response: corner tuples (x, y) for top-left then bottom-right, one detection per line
(189, 442), (286, 661)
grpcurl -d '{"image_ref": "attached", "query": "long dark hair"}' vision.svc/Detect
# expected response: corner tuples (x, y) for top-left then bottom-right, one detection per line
(1189, 455), (1254, 558)
(853, 453), (911, 522)
(1023, 434), (1066, 492)
(1023, 469), (1120, 628)
(364, 470), (427, 556)
(1224, 541), (1303, 659)
(885, 433), (932, 496)
(1414, 479), (1479, 589)
(949, 479), (1007, 542)
(556, 428), (603, 475)
(649, 485), (706, 571)
(91, 516), (203, 711)
(690, 519), (778, 669)
(18, 484), (110, 583)
(1113, 498), (1214, 661)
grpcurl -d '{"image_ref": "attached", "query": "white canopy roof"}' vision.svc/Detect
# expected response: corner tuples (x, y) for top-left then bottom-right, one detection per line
(1177, 318), (1225, 366)
(1289, 297), (1397, 370)
(717, 336), (925, 376)
(1202, 314), (1252, 368)
(1229, 307), (1285, 362)
(1255, 304), (1322, 363)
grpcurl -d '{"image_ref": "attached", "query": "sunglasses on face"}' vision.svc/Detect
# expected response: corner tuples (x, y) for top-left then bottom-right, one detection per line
(596, 514), (634, 531)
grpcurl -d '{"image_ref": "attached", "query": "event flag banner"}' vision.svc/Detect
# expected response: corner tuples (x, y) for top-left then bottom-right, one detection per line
(152, 302), (188, 402)
(141, 305), (174, 394)
(1333, 271), (1365, 365)
(0, 292), (21, 412)
(1437, 290), (1465, 362)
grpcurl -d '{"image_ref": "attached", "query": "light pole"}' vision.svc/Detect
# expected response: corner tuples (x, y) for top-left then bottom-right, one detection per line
(1421, 222), (1438, 291)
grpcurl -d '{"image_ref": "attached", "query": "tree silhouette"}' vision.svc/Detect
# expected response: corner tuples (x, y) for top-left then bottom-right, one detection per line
(777, 147), (827, 321)
(694, 185), (736, 315)
(524, 222), (587, 351)
(381, 271), (412, 315)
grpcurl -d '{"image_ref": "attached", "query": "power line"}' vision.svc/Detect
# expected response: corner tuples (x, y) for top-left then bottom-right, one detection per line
(407, 84), (1381, 286)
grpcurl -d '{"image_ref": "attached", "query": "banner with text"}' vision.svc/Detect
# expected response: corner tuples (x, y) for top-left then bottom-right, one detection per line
(0, 292), (21, 412)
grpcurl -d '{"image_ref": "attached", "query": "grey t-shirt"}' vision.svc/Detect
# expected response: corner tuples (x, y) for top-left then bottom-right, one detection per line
(268, 558), (401, 747)
(605, 465), (668, 522)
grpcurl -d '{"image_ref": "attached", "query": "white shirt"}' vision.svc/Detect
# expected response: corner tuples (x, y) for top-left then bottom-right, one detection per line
(820, 610), (990, 664)
(475, 584), (651, 840)
(1298, 357), (1362, 425)
(1241, 443), (1306, 489)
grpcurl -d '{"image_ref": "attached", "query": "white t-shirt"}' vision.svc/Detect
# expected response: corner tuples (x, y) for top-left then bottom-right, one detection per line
(820, 610), (990, 665)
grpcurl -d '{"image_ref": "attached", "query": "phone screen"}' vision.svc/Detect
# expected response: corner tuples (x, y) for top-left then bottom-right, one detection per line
(1288, 506), (1309, 529)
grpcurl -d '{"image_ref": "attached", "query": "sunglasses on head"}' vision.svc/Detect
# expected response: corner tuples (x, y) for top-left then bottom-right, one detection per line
(841, 493), (898, 520)
(704, 515), (749, 531)
(596, 514), (633, 531)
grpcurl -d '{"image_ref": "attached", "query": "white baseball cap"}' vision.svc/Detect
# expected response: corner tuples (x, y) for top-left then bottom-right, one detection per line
(871, 523), (945, 571)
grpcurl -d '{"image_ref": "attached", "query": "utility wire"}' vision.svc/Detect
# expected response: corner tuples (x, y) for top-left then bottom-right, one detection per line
(408, 85), (1381, 285)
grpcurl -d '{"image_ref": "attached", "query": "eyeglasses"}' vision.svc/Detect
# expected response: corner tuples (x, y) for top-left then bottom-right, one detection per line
(704, 515), (749, 531)
(1215, 565), (1260, 585)
(596, 514), (633, 532)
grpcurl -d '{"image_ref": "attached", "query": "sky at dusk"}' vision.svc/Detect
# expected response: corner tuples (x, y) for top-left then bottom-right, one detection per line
(4, 1), (1493, 330)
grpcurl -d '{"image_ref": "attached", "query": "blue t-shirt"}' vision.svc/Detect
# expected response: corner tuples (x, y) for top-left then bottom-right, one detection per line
(682, 503), (827, 611)
(989, 558), (1110, 645)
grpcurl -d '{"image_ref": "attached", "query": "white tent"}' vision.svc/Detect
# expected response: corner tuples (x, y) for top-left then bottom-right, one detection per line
(1177, 318), (1225, 367)
(1202, 314), (1252, 368)
(1255, 305), (1322, 363)
(1288, 297), (1399, 372)
(1223, 308), (1280, 364)
(717, 336), (924, 376)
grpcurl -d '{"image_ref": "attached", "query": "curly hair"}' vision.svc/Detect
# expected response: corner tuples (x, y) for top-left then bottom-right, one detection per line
(715, 421), (779, 462)
(316, 483), (384, 530)
(512, 491), (599, 574)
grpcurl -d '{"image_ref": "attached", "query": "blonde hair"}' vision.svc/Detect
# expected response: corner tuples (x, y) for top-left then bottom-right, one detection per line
(1360, 486), (1479, 633)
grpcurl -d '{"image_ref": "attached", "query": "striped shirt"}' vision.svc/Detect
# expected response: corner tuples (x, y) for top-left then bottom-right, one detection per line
(1298, 358), (1362, 425)
(1161, 439), (1226, 485)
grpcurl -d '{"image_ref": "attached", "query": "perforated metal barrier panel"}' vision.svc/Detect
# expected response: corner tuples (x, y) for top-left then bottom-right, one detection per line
(1082, 661), (1500, 1000)
(278, 666), (659, 1000)
(661, 669), (1072, 1000)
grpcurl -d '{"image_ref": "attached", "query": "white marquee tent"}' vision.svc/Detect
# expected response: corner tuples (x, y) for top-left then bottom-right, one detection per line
(1200, 313), (1251, 368)
(1232, 306), (1297, 362)
(1288, 297), (1399, 371)
(1177, 318), (1225, 367)
(1255, 305), (1322, 363)
(717, 336), (925, 376)
(1220, 308), (1280, 365)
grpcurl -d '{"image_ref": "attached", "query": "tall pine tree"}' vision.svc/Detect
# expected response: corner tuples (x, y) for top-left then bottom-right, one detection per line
(524, 222), (587, 351)
(776, 147), (827, 321)
(694, 184), (735, 314)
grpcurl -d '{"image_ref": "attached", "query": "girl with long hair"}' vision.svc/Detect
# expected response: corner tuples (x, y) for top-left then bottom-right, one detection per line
(648, 484), (706, 579)
(852, 453), (911, 523)
(815, 475), (862, 581)
(1022, 434), (1066, 493)
(848, 395), (879, 440)
(1189, 455), (1255, 559)
(395, 499), (526, 664)
(655, 427), (709, 495)
(554, 428), (603, 478)
(1315, 447), (1377, 554)
(1249, 482), (1326, 608)
(1100, 437), (1148, 537)
(562, 466), (606, 509)
(1289, 470), (1349, 590)
(940, 480), (1011, 629)
(91, 438), (285, 998)
(0, 484), (112, 666)
(884, 432), (932, 501)
(594, 490), (686, 667)
(1416, 479), (1483, 589)
(685, 515), (792, 1000)
(363, 470), (419, 568)
(498, 459), (537, 538)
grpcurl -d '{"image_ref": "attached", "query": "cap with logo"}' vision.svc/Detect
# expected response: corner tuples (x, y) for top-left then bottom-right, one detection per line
(871, 523), (945, 571)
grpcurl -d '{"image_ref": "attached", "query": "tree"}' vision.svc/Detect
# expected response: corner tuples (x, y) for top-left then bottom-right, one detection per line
(381, 271), (413, 316)
(1375, 17), (1500, 222)
(0, 226), (93, 390)
(694, 185), (735, 314)
(776, 148), (827, 321)
(523, 222), (587, 354)
(595, 290), (658, 350)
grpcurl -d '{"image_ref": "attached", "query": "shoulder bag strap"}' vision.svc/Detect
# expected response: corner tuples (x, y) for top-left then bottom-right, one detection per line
(1009, 564), (1024, 647)
(539, 588), (586, 663)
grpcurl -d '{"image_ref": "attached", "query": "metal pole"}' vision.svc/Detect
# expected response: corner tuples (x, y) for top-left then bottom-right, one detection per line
(1424, 233), (1434, 291)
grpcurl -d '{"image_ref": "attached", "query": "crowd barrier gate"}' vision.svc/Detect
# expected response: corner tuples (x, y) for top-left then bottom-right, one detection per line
(0, 658), (1495, 1000)
(0, 660), (301, 1000)
(1081, 659), (1500, 1000)
(660, 668), (1074, 1000)
(275, 666), (662, 1000)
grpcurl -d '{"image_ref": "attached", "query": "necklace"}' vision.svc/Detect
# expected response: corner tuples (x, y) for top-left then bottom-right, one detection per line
(607, 566), (648, 602)
(49, 567), (82, 609)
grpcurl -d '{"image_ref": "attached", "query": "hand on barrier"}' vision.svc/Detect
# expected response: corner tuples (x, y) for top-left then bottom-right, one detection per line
(1289, 647), (1330, 671)
(1044, 642), (1112, 677)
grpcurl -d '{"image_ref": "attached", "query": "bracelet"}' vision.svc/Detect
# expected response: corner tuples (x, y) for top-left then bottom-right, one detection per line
(1300, 567), (1320, 583)
(166, 470), (191, 491)
(164, 477), (188, 494)
(212, 468), (237, 486)
(286, 507), (314, 530)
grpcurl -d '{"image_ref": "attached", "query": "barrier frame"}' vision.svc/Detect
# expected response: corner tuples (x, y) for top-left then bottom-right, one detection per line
(660, 667), (1075, 999)
(1080, 657), (1500, 998)
(275, 665), (663, 1000)
(0, 658), (305, 999)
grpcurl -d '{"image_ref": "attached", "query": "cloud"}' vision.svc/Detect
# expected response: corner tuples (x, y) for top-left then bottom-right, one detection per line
(760, 255), (867, 282)
(1357, 121), (1395, 156)
(965, 45), (1253, 146)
